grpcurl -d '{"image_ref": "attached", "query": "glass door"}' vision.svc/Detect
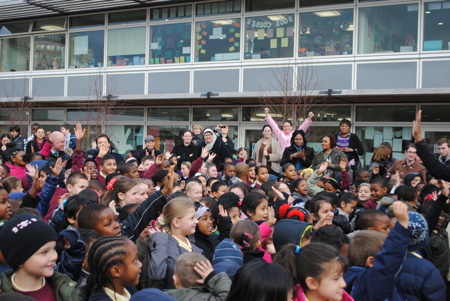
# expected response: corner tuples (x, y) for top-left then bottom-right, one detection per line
(423, 126), (450, 154)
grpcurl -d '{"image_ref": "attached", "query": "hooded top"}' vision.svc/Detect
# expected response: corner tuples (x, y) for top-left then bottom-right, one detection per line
(273, 219), (313, 252)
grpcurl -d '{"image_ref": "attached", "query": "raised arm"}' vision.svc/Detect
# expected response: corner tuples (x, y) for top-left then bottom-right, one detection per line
(299, 111), (314, 133)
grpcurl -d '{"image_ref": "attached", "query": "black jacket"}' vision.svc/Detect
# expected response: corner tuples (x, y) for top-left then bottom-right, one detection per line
(280, 145), (315, 168)
(86, 147), (124, 164)
(335, 133), (364, 163)
(416, 140), (450, 181)
(202, 139), (233, 172)
(172, 143), (200, 168)
(138, 147), (161, 159)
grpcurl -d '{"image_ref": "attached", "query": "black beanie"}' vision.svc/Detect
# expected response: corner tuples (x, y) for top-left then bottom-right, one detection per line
(0, 214), (58, 270)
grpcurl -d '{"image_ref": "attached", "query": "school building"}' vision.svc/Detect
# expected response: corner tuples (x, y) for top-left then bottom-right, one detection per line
(0, 0), (449, 164)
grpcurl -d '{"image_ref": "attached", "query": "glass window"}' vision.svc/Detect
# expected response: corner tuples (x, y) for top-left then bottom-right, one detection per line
(421, 105), (450, 122)
(300, 0), (352, 7)
(151, 5), (192, 21)
(243, 107), (278, 122)
(0, 37), (30, 72)
(108, 10), (147, 25)
(195, 19), (241, 62)
(358, 4), (418, 54)
(356, 105), (415, 122)
(69, 14), (105, 29)
(299, 9), (354, 57)
(193, 107), (238, 121)
(32, 109), (64, 121)
(32, 18), (66, 32)
(0, 21), (30, 35)
(246, 0), (294, 12)
(106, 109), (144, 122)
(423, 1), (450, 51)
(108, 27), (146, 66)
(150, 23), (191, 64)
(67, 109), (97, 121)
(0, 109), (28, 121)
(69, 31), (104, 68)
(33, 34), (65, 70)
(308, 105), (351, 122)
(196, 0), (240, 15)
(245, 14), (295, 59)
(105, 125), (143, 155)
(305, 126), (338, 152)
(147, 125), (189, 153)
(147, 107), (189, 121)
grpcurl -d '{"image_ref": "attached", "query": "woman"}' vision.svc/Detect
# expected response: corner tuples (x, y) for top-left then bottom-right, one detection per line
(202, 128), (233, 172)
(251, 125), (282, 177)
(172, 130), (199, 169)
(280, 129), (315, 171)
(335, 119), (364, 168)
(0, 133), (12, 163)
(26, 127), (46, 154)
(368, 145), (391, 178)
(264, 107), (314, 152)
(310, 134), (347, 177)
(192, 124), (204, 146)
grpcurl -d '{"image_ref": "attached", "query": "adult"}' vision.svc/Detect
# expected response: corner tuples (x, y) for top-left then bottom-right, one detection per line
(0, 134), (13, 163)
(368, 145), (391, 178)
(251, 125), (282, 176)
(192, 124), (204, 146)
(310, 134), (347, 177)
(26, 127), (46, 154)
(9, 125), (26, 151)
(39, 131), (71, 165)
(335, 119), (364, 168)
(25, 123), (40, 146)
(172, 130), (199, 169)
(388, 143), (426, 181)
(86, 134), (124, 163)
(264, 108), (314, 152)
(413, 110), (450, 181)
(202, 128), (233, 172)
(60, 123), (77, 150)
(436, 138), (450, 167)
(139, 135), (161, 159)
(280, 129), (315, 171)
(215, 124), (235, 155)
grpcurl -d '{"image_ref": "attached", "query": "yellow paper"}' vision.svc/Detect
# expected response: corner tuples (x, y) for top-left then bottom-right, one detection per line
(180, 56), (185, 63)
(257, 29), (265, 40)
(276, 27), (285, 38)
(229, 46), (235, 51)
(270, 39), (277, 49)
(235, 33), (240, 38)
(200, 49), (206, 54)
(281, 38), (288, 47)
(175, 57), (180, 63)
(197, 35), (202, 40)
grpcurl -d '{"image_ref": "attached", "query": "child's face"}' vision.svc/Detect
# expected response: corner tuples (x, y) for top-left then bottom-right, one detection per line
(146, 180), (156, 196)
(0, 166), (8, 180)
(224, 166), (236, 179)
(208, 165), (218, 178)
(180, 164), (190, 177)
(212, 185), (227, 200)
(136, 183), (149, 204)
(68, 179), (89, 196)
(295, 180), (308, 196)
(429, 178), (439, 187)
(415, 183), (425, 195)
(84, 161), (98, 179)
(175, 206), (198, 236)
(324, 182), (337, 193)
(0, 190), (12, 220)
(127, 166), (139, 179)
(230, 187), (244, 201)
(283, 165), (297, 181)
(370, 215), (391, 234)
(12, 151), (26, 166)
(278, 183), (291, 195)
(312, 263), (346, 301)
(197, 210), (214, 236)
(187, 183), (203, 203)
(248, 199), (269, 222)
(370, 184), (387, 201)
(21, 241), (57, 279)
(101, 159), (117, 176)
(341, 200), (358, 214)
(94, 208), (121, 236)
(315, 202), (334, 225)
(248, 166), (256, 179)
(200, 162), (207, 175)
(119, 185), (139, 206)
(356, 171), (370, 183)
(410, 176), (421, 188)
(357, 185), (371, 202)
(119, 240), (142, 287)
(227, 206), (241, 224)
(38, 171), (48, 190)
(256, 168), (269, 184)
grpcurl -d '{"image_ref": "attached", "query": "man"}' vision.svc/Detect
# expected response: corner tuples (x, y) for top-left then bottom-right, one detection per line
(437, 138), (450, 167)
(413, 110), (450, 181)
(9, 125), (26, 151)
(388, 143), (426, 181)
(60, 123), (77, 150)
(39, 131), (71, 166)
(138, 135), (161, 159)
(86, 134), (124, 163)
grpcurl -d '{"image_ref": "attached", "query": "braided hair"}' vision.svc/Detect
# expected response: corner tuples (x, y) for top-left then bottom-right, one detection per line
(84, 236), (129, 299)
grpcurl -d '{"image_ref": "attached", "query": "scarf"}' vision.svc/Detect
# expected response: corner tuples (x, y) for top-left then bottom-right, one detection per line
(293, 144), (303, 171)
(206, 134), (217, 151)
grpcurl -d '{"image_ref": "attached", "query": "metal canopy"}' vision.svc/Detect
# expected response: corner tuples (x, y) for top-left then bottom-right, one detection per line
(0, 0), (194, 22)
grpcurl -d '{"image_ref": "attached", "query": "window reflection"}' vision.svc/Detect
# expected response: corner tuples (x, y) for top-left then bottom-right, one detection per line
(69, 31), (104, 68)
(0, 37), (30, 72)
(150, 23), (191, 64)
(108, 27), (146, 66)
(34, 34), (65, 70)
(423, 1), (450, 51)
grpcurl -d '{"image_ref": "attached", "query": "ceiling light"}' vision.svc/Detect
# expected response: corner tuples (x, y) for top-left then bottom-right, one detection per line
(438, 22), (444, 25)
(313, 11), (341, 17)
(211, 20), (234, 25)
(425, 11), (431, 14)
(268, 15), (286, 21)
(40, 25), (65, 31)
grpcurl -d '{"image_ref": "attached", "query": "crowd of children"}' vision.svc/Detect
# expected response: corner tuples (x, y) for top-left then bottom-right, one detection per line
(0, 115), (449, 301)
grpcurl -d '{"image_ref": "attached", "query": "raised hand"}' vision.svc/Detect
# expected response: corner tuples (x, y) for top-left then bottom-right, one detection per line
(207, 152), (216, 162)
(98, 143), (109, 158)
(194, 260), (214, 284)
(74, 123), (85, 140)
(308, 111), (314, 120)
(50, 158), (63, 177)
(201, 146), (209, 159)
(26, 164), (37, 179)
(264, 107), (270, 116)
(392, 201), (409, 229)
(318, 161), (330, 175)
(267, 206), (277, 227)
(156, 154), (165, 165)
(413, 110), (424, 142)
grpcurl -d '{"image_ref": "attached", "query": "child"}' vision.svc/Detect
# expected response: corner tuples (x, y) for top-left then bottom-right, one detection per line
(306, 197), (334, 229)
(311, 225), (350, 257)
(357, 183), (372, 208)
(150, 197), (203, 289)
(185, 181), (203, 203)
(254, 166), (269, 187)
(119, 162), (139, 179)
(0, 186), (12, 224)
(166, 252), (231, 301)
(2, 176), (22, 193)
(282, 163), (297, 191)
(228, 182), (248, 201)
(226, 261), (293, 301)
(211, 180), (227, 200)
(247, 163), (256, 185)
(0, 213), (78, 300)
(355, 209), (391, 234)
(369, 177), (388, 207)
(193, 205), (216, 261)
(221, 163), (236, 185)
(230, 219), (263, 263)
(212, 238), (243, 280)
(5, 149), (27, 178)
(102, 176), (139, 209)
(242, 191), (270, 224)
(180, 161), (191, 182)
(134, 178), (150, 203)
(334, 193), (358, 234)
(291, 178), (312, 206)
(274, 242), (352, 301)
(210, 192), (241, 241)
(273, 219), (313, 252)
(206, 177), (219, 198)
(84, 236), (141, 300)
(98, 154), (118, 185)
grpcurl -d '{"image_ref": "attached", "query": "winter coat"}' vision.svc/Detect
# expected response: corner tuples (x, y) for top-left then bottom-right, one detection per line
(251, 137), (282, 175)
(294, 283), (354, 301)
(306, 169), (350, 197)
(415, 140), (450, 181)
(265, 116), (312, 152)
(335, 133), (364, 164)
(56, 228), (85, 282)
(86, 146), (124, 163)
(166, 272), (231, 301)
(172, 143), (200, 168)
(201, 139), (233, 172)
(20, 174), (59, 218)
(310, 149), (348, 177)
(0, 269), (79, 301)
(280, 145), (315, 170)
(388, 159), (426, 181)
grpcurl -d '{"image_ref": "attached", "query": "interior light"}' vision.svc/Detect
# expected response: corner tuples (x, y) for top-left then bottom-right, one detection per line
(425, 11), (431, 14)
(211, 20), (234, 25)
(40, 25), (65, 31)
(268, 15), (286, 21)
(313, 11), (341, 17)
(438, 22), (444, 25)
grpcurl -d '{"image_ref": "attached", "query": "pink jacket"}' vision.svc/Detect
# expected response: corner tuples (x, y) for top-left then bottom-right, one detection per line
(258, 221), (273, 263)
(294, 284), (354, 301)
(265, 116), (312, 152)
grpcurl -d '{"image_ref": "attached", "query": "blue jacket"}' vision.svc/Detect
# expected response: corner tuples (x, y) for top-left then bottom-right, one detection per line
(344, 222), (411, 301)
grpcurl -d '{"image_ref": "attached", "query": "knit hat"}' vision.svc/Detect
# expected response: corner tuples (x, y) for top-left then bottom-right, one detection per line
(273, 219), (313, 252)
(195, 205), (209, 220)
(0, 213), (58, 270)
(407, 211), (429, 252)
(212, 238), (243, 280)
(130, 289), (177, 301)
